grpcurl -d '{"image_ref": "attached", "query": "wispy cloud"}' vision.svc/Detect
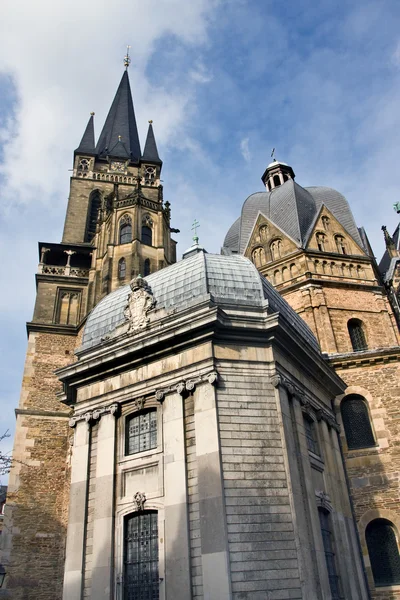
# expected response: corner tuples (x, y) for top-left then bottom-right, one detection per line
(240, 137), (251, 162)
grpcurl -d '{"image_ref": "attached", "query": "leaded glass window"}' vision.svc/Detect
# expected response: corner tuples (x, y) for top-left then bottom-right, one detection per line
(142, 225), (152, 246)
(348, 319), (368, 351)
(303, 416), (319, 455)
(85, 191), (101, 242)
(366, 519), (400, 587)
(120, 222), (132, 245)
(318, 509), (340, 599)
(126, 410), (157, 455)
(124, 511), (159, 600)
(341, 395), (375, 450)
(118, 258), (126, 280)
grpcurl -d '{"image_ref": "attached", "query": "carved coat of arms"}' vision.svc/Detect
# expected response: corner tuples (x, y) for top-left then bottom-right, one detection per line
(124, 276), (155, 332)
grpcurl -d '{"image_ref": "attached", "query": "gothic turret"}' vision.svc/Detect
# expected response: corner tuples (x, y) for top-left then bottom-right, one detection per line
(142, 121), (162, 165)
(74, 113), (95, 155)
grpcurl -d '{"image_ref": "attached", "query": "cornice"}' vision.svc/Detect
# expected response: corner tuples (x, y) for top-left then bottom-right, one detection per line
(327, 346), (400, 369)
(26, 322), (78, 337)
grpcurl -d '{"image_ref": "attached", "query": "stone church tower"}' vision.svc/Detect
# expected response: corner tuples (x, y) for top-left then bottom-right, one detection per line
(223, 158), (400, 598)
(1, 68), (177, 600)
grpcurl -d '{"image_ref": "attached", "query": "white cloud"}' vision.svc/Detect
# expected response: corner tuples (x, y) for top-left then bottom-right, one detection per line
(240, 137), (251, 162)
(189, 61), (213, 83)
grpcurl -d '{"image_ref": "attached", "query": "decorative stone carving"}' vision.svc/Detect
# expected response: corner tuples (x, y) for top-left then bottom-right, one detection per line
(271, 374), (282, 388)
(185, 380), (196, 392)
(124, 276), (156, 333)
(155, 390), (165, 403)
(134, 397), (145, 411)
(134, 491), (146, 512)
(69, 416), (79, 428)
(109, 403), (120, 417)
(316, 490), (332, 511)
(205, 371), (218, 386)
(176, 382), (186, 396)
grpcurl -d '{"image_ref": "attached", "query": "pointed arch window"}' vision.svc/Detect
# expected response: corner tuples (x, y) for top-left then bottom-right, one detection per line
(340, 395), (375, 450)
(141, 215), (153, 246)
(124, 511), (159, 599)
(119, 215), (132, 245)
(85, 190), (101, 242)
(348, 319), (367, 351)
(118, 258), (126, 280)
(366, 519), (400, 587)
(144, 259), (151, 277)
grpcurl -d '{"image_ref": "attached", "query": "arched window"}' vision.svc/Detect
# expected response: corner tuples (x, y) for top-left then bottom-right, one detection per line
(144, 258), (151, 277)
(85, 190), (101, 242)
(322, 216), (330, 231)
(335, 235), (347, 255)
(273, 174), (281, 187)
(318, 509), (340, 599)
(141, 225), (152, 246)
(118, 258), (126, 280)
(316, 232), (326, 252)
(340, 395), (375, 449)
(124, 511), (159, 599)
(303, 415), (319, 455)
(366, 519), (400, 587)
(126, 409), (157, 455)
(119, 215), (132, 245)
(270, 239), (282, 261)
(348, 319), (367, 351)
(259, 224), (268, 242)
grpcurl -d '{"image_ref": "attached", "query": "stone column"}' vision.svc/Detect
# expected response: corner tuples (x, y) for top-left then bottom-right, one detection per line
(194, 381), (231, 600)
(63, 420), (90, 600)
(163, 391), (191, 600)
(90, 408), (118, 599)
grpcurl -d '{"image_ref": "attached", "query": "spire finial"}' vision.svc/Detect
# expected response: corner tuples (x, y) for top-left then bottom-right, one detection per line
(124, 45), (131, 69)
(90, 112), (95, 116)
(148, 120), (153, 124)
(191, 219), (200, 244)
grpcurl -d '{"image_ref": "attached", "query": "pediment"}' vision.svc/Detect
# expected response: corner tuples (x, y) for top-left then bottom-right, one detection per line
(305, 205), (366, 256)
(244, 212), (299, 268)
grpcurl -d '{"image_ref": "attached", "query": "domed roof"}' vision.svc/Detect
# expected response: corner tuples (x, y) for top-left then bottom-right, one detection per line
(223, 180), (363, 254)
(82, 251), (318, 351)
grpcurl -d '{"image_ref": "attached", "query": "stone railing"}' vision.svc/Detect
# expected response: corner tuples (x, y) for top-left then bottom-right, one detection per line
(38, 264), (89, 278)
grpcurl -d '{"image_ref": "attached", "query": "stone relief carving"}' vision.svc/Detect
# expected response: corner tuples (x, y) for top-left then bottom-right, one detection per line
(155, 370), (219, 403)
(124, 276), (156, 333)
(315, 490), (332, 511)
(134, 397), (145, 411)
(134, 491), (146, 512)
(69, 402), (120, 428)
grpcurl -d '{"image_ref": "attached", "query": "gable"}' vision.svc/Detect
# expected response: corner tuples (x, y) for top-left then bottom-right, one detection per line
(244, 212), (299, 268)
(305, 205), (366, 257)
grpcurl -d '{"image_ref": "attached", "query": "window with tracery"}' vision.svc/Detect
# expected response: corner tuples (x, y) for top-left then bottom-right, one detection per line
(120, 215), (132, 245)
(335, 235), (347, 255)
(318, 509), (340, 599)
(126, 410), (157, 456)
(124, 511), (159, 600)
(347, 319), (367, 351)
(144, 166), (156, 185)
(78, 158), (90, 172)
(118, 258), (126, 280)
(85, 191), (101, 242)
(366, 519), (400, 587)
(340, 395), (375, 450)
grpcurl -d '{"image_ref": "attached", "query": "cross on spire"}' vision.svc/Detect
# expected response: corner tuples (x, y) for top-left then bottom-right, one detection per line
(192, 219), (200, 244)
(124, 45), (131, 69)
(271, 147), (276, 160)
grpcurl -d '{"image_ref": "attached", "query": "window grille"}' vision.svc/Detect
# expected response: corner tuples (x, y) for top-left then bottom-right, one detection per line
(366, 519), (400, 587)
(318, 509), (340, 599)
(340, 395), (375, 450)
(303, 416), (319, 455)
(124, 511), (159, 600)
(118, 258), (126, 280)
(126, 410), (157, 455)
(85, 191), (101, 242)
(142, 225), (152, 246)
(347, 319), (367, 351)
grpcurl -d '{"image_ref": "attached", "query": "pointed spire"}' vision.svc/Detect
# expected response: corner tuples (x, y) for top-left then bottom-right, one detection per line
(95, 71), (141, 163)
(75, 113), (95, 154)
(142, 120), (162, 165)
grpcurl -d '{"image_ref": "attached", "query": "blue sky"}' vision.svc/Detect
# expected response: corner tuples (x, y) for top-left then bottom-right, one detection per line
(1, 0), (400, 474)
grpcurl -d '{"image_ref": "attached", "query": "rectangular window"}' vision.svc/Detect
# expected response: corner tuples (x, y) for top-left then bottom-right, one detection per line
(303, 416), (319, 455)
(126, 410), (157, 455)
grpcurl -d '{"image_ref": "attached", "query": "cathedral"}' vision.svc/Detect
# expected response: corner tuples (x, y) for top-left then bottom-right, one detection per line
(1, 62), (400, 600)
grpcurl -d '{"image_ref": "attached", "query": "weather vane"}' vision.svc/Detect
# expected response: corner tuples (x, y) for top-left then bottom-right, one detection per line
(124, 45), (131, 69)
(271, 147), (276, 160)
(192, 219), (200, 244)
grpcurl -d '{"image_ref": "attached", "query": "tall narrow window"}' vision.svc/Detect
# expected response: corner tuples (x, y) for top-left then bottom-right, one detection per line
(142, 226), (152, 246)
(85, 191), (101, 242)
(144, 259), (151, 277)
(270, 239), (282, 261)
(118, 258), (126, 280)
(273, 174), (281, 187)
(335, 235), (347, 254)
(318, 509), (340, 599)
(316, 233), (326, 252)
(124, 511), (159, 600)
(366, 519), (400, 587)
(126, 410), (157, 455)
(303, 416), (319, 455)
(348, 319), (367, 351)
(340, 395), (375, 450)
(120, 215), (132, 245)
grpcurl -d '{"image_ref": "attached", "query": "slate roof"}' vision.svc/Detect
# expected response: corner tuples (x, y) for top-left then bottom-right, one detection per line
(82, 252), (319, 352)
(95, 71), (141, 163)
(75, 114), (95, 154)
(223, 180), (364, 254)
(142, 122), (162, 164)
